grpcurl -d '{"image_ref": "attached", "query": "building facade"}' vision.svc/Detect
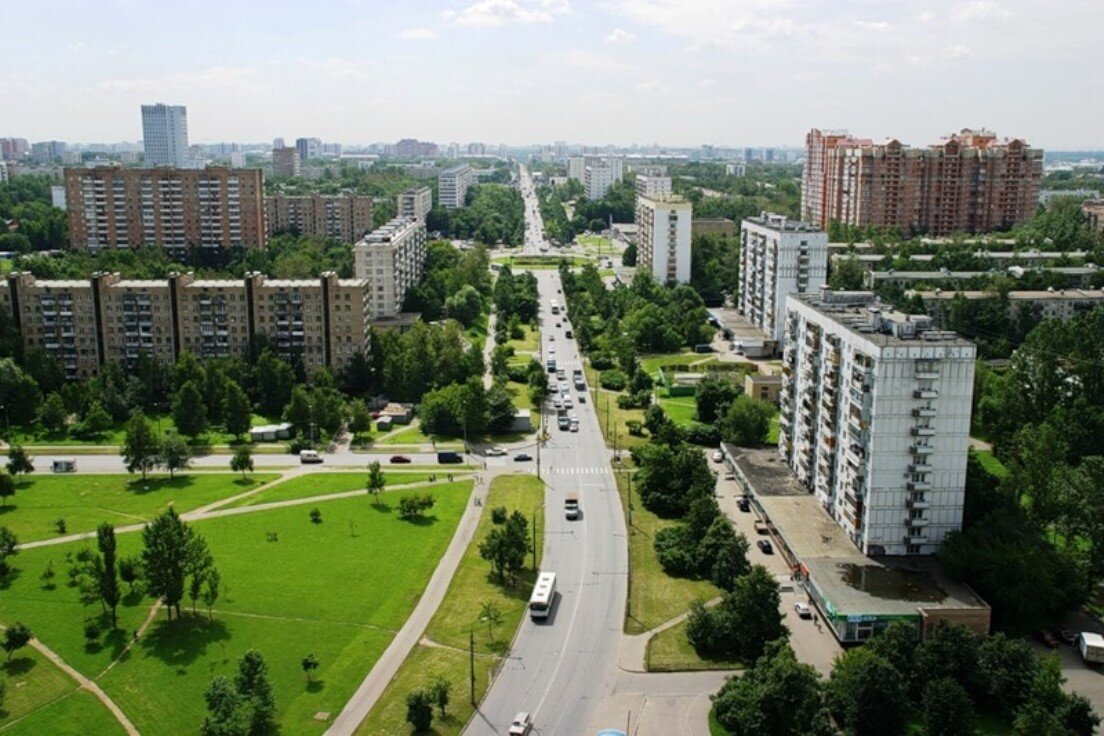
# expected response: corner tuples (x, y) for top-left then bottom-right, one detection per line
(635, 175), (672, 198)
(295, 137), (322, 162)
(438, 165), (473, 210)
(397, 186), (433, 223)
(802, 128), (1043, 236)
(914, 288), (1104, 325)
(567, 156), (586, 182)
(778, 288), (976, 555)
(272, 146), (300, 177)
(0, 138), (30, 161)
(65, 166), (266, 252)
(1084, 200), (1104, 232)
(1, 271), (371, 378)
(635, 194), (692, 284)
(739, 213), (828, 342)
(265, 194), (373, 242)
(353, 217), (428, 318)
(141, 103), (189, 167)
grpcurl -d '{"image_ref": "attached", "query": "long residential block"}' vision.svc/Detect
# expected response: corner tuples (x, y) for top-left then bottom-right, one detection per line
(778, 287), (976, 556)
(265, 193), (373, 242)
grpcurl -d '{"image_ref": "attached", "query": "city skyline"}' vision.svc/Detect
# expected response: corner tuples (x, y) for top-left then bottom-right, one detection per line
(4, 0), (1103, 149)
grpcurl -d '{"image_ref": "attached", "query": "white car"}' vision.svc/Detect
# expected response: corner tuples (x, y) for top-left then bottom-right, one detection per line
(486, 446), (507, 456)
(508, 712), (533, 735)
(794, 602), (813, 619)
(711, 451), (724, 463)
(563, 396), (573, 408)
(548, 345), (556, 354)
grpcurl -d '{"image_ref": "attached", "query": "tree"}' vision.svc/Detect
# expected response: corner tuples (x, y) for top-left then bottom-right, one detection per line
(140, 507), (194, 621)
(724, 565), (785, 662)
(40, 559), (56, 589)
(700, 517), (750, 591)
(398, 493), (436, 520)
(173, 380), (208, 438)
(694, 376), (740, 424)
(200, 675), (248, 736)
(76, 400), (112, 437)
(912, 620), (980, 700)
(284, 385), (313, 438)
(223, 380), (252, 439)
(827, 648), (907, 736)
(479, 512), (530, 585)
(923, 677), (975, 736)
(235, 649), (276, 735)
(97, 523), (121, 628)
(159, 432), (192, 478)
(119, 555), (140, 594)
(122, 412), (161, 480)
(405, 688), (434, 732)
(1013, 655), (1100, 736)
(444, 284), (484, 327)
(348, 399), (372, 439)
(201, 567), (221, 620)
(429, 677), (451, 718)
(2, 621), (32, 661)
(301, 653), (319, 684)
(6, 444), (33, 478)
(366, 460), (386, 504)
(38, 392), (68, 433)
(0, 473), (14, 508)
(717, 394), (773, 446)
(0, 526), (18, 576)
(480, 600), (502, 642)
(230, 446), (254, 478)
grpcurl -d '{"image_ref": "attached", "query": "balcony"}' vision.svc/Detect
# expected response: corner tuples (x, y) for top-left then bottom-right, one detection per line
(914, 389), (939, 399)
(915, 367), (941, 380)
(907, 481), (932, 491)
(911, 427), (936, 437)
(905, 530), (929, 542)
(912, 444), (935, 455)
(904, 517), (931, 527)
(912, 407), (938, 418)
(908, 462), (932, 472)
(907, 498), (930, 510)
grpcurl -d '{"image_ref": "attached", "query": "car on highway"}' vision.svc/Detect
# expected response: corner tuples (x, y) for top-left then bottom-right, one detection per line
(563, 396), (573, 409)
(389, 455), (412, 464)
(514, 452), (533, 462)
(757, 539), (774, 554)
(570, 421), (579, 432)
(486, 446), (507, 456)
(508, 712), (533, 735)
(794, 602), (813, 619)
(577, 392), (586, 403)
(548, 345), (556, 353)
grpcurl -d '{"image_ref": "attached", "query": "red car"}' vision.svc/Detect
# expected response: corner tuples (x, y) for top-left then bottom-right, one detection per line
(389, 455), (412, 464)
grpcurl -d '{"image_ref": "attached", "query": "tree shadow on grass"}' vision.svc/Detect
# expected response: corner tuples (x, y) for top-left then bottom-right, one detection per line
(0, 568), (24, 591)
(139, 615), (231, 669)
(0, 505), (15, 518)
(306, 679), (325, 694)
(1, 656), (36, 677)
(368, 501), (393, 515)
(399, 514), (439, 527)
(126, 476), (198, 496)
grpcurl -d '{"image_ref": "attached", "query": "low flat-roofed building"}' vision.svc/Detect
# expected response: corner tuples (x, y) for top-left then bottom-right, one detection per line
(912, 287), (1104, 324)
(707, 306), (777, 357)
(867, 265), (1101, 289)
(744, 372), (783, 404)
(722, 445), (990, 643)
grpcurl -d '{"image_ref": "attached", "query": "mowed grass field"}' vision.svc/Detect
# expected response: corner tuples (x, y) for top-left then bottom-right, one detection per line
(0, 646), (127, 733)
(0, 480), (474, 735)
(0, 473), (276, 543)
(357, 474), (545, 736)
(1, 686), (127, 735)
(224, 471), (449, 508)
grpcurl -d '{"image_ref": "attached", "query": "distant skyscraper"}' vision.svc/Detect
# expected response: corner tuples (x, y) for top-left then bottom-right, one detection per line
(141, 103), (189, 167)
(296, 137), (322, 162)
(273, 137), (285, 149)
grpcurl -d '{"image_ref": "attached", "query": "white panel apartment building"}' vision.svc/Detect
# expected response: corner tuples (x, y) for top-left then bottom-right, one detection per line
(585, 163), (616, 200)
(567, 156), (586, 182)
(636, 194), (692, 283)
(353, 217), (427, 318)
(141, 103), (189, 168)
(397, 186), (433, 223)
(778, 288), (976, 556)
(739, 212), (828, 343)
(635, 175), (672, 198)
(438, 165), (473, 210)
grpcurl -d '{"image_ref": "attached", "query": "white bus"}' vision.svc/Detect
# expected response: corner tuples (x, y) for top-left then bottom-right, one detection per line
(528, 571), (557, 619)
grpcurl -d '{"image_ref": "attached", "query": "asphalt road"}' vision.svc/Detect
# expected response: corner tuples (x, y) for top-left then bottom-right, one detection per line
(466, 270), (629, 736)
(22, 451), (468, 472)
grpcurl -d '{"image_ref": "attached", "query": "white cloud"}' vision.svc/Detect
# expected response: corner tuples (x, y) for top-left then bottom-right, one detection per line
(446, 0), (570, 27)
(696, 78), (717, 88)
(854, 20), (890, 31)
(95, 66), (256, 94)
(563, 49), (632, 72)
(399, 27), (440, 40)
(606, 0), (806, 51)
(952, 1), (1011, 20)
(604, 28), (636, 44)
(946, 44), (971, 58)
(635, 80), (671, 93)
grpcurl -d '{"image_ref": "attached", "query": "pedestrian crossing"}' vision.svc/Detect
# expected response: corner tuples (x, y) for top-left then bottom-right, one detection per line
(543, 466), (612, 476)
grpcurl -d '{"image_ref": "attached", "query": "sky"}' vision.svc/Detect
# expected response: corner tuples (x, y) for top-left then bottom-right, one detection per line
(4, 0), (1103, 149)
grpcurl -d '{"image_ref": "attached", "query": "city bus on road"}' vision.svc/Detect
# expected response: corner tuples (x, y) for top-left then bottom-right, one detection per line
(529, 571), (557, 619)
(550, 299), (560, 315)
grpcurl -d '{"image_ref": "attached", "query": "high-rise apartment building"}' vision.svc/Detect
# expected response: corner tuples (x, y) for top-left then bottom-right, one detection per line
(141, 103), (189, 167)
(567, 156), (586, 182)
(397, 186), (433, 223)
(295, 137), (322, 162)
(802, 128), (1043, 236)
(438, 165), (473, 210)
(635, 175), (672, 198)
(65, 166), (266, 252)
(778, 288), (976, 555)
(635, 194), (692, 284)
(272, 146), (300, 177)
(585, 163), (615, 200)
(265, 194), (373, 242)
(353, 217), (428, 319)
(394, 139), (438, 158)
(0, 271), (371, 378)
(31, 141), (67, 164)
(738, 213), (828, 343)
(0, 138), (30, 161)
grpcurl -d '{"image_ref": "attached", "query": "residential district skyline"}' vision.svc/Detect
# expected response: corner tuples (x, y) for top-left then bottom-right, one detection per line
(5, 0), (1104, 149)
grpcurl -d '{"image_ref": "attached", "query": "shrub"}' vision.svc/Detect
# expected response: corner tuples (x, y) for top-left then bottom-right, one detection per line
(684, 422), (721, 447)
(83, 620), (100, 643)
(309, 508), (322, 524)
(491, 506), (508, 524)
(600, 370), (628, 391)
(626, 420), (644, 436)
(654, 526), (698, 577)
(399, 494), (436, 520)
(287, 437), (314, 454)
(590, 353), (615, 370)
(506, 364), (530, 383)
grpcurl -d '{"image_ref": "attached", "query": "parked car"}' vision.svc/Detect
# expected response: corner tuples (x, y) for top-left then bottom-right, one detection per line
(389, 455), (412, 464)
(794, 602), (813, 619)
(299, 450), (323, 464)
(577, 393), (586, 403)
(711, 451), (724, 463)
(737, 498), (751, 512)
(757, 539), (774, 554)
(508, 712), (533, 735)
(514, 453), (533, 462)
(1058, 628), (1078, 645)
(486, 446), (507, 456)
(1037, 630), (1060, 648)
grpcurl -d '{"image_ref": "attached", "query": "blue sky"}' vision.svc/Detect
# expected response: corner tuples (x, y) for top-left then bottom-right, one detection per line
(4, 0), (1102, 148)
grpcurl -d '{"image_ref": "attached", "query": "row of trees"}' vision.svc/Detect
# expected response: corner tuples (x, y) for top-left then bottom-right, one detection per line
(0, 175), (68, 252)
(402, 241), (492, 323)
(436, 184), (525, 246)
(419, 377), (516, 438)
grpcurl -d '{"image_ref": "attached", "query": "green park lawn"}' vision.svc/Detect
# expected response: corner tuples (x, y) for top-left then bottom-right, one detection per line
(975, 449), (1009, 478)
(657, 393), (698, 427)
(506, 323), (540, 354)
(376, 424), (461, 449)
(0, 481), (474, 735)
(616, 472), (721, 635)
(0, 472), (276, 543)
(357, 473), (545, 735)
(1, 685), (127, 735)
(767, 413), (781, 444)
(646, 619), (744, 672)
(226, 471), (452, 508)
(0, 645), (126, 733)
(584, 364), (648, 453)
(11, 413), (284, 448)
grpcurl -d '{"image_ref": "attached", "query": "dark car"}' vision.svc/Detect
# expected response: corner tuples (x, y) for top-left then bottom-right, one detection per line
(1037, 630), (1060, 648)
(737, 498), (751, 512)
(514, 452), (533, 462)
(437, 451), (464, 464)
(389, 455), (412, 464)
(757, 539), (773, 554)
(1058, 628), (1078, 645)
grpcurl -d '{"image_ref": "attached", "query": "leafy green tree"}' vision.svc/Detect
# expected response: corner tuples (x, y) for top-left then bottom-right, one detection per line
(253, 350), (296, 417)
(173, 351), (207, 393)
(284, 385), (313, 438)
(827, 647), (907, 736)
(2, 621), (32, 661)
(480, 600), (502, 642)
(230, 446), (254, 478)
(97, 523), (121, 628)
(717, 394), (774, 446)
(173, 380), (208, 438)
(76, 400), (112, 437)
(0, 473), (14, 509)
(397, 494), (436, 520)
(40, 559), (56, 589)
(159, 432), (192, 478)
(301, 653), (320, 683)
(200, 675), (248, 736)
(699, 516), (750, 591)
(201, 567), (221, 620)
(912, 621), (981, 699)
(1013, 655), (1100, 736)
(234, 649), (276, 735)
(366, 461), (386, 504)
(122, 412), (161, 479)
(38, 392), (68, 433)
(405, 688), (433, 732)
(632, 442), (715, 517)
(479, 512), (530, 585)
(444, 284), (484, 327)
(140, 507), (197, 621)
(6, 444), (33, 478)
(864, 620), (918, 686)
(0, 526), (18, 576)
(429, 677), (451, 718)
(348, 398), (373, 438)
(0, 358), (42, 425)
(119, 555), (140, 594)
(694, 376), (740, 424)
(223, 380), (252, 439)
(922, 677), (975, 736)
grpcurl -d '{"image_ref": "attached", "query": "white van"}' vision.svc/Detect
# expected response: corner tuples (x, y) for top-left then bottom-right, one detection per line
(299, 449), (323, 464)
(1079, 632), (1104, 664)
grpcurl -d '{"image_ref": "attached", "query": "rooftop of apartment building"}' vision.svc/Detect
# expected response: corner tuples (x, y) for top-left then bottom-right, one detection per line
(400, 185), (431, 194)
(792, 287), (974, 348)
(910, 287), (1104, 301)
(870, 265), (1099, 280)
(440, 164), (471, 175)
(359, 217), (422, 245)
(743, 211), (823, 233)
(638, 193), (691, 206)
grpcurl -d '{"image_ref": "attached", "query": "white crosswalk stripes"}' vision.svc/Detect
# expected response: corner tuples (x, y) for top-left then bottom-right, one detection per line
(544, 466), (611, 476)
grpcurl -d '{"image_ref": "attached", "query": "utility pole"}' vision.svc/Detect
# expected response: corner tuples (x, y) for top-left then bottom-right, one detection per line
(532, 508), (538, 571)
(469, 630), (476, 706)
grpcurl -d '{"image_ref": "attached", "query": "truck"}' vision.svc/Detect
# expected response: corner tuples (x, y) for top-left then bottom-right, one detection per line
(1079, 632), (1104, 664)
(437, 451), (464, 464)
(564, 492), (580, 520)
